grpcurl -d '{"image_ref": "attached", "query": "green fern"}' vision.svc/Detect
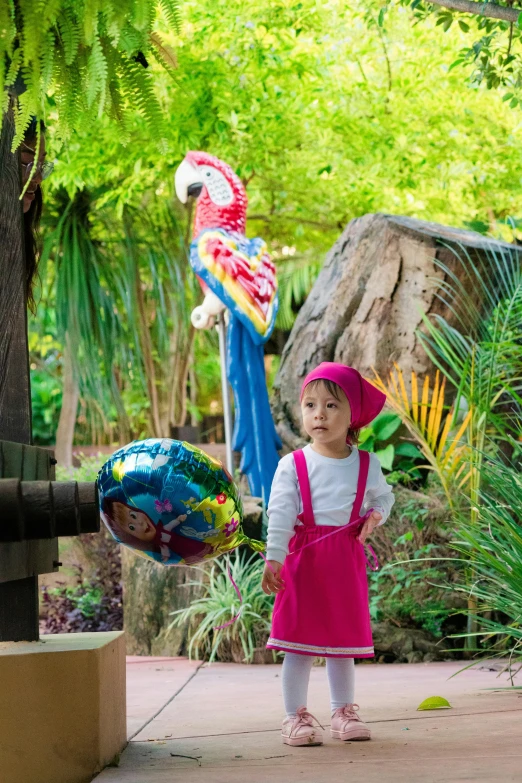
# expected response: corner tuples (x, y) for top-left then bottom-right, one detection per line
(158, 0), (182, 33)
(57, 9), (81, 66)
(86, 34), (108, 109)
(1, 0), (180, 147)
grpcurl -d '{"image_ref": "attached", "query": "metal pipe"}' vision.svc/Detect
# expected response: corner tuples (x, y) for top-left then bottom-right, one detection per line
(217, 312), (234, 475)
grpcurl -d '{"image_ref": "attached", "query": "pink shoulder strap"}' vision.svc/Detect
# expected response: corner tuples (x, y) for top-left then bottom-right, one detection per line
(293, 450), (315, 526)
(349, 449), (370, 524)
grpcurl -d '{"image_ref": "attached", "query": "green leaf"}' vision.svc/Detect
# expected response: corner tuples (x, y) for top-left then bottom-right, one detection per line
(375, 444), (395, 471)
(417, 696), (452, 711)
(358, 426), (373, 446)
(458, 20), (469, 32)
(372, 413), (402, 442)
(359, 436), (376, 452)
(394, 442), (423, 459)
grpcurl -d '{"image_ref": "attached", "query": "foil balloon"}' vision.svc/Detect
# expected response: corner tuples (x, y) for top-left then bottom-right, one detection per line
(97, 438), (264, 566)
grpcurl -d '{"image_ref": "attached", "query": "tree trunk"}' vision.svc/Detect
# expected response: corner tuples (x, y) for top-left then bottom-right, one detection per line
(0, 96), (32, 444)
(272, 213), (516, 449)
(55, 333), (79, 469)
(121, 548), (204, 656)
(134, 262), (163, 438)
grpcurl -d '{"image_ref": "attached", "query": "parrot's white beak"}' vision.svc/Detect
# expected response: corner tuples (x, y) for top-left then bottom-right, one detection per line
(175, 159), (203, 204)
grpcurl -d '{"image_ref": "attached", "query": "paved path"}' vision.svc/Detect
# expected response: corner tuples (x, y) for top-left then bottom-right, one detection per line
(95, 657), (522, 783)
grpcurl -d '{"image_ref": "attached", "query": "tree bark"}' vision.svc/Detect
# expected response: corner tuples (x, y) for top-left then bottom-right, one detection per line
(121, 547), (204, 656)
(55, 333), (79, 469)
(134, 262), (163, 438)
(0, 97), (32, 445)
(427, 0), (521, 23)
(272, 213), (520, 449)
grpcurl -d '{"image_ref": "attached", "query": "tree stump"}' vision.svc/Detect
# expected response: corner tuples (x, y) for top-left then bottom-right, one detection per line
(121, 550), (203, 656)
(272, 213), (519, 449)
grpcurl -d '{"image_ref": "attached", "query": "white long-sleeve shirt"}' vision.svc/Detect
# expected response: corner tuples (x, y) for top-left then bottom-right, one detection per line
(266, 445), (395, 564)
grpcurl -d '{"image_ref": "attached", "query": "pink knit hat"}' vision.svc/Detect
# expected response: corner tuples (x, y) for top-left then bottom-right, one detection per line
(300, 362), (386, 430)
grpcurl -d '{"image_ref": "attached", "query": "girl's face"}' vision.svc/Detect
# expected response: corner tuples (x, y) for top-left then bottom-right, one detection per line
(301, 381), (352, 448)
(113, 503), (156, 541)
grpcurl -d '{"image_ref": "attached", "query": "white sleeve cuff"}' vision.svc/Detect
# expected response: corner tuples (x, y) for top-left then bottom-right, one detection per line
(265, 548), (287, 565)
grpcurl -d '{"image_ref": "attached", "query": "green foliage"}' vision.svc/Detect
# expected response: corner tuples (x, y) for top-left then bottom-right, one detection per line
(168, 551), (275, 663)
(369, 483), (463, 638)
(450, 457), (522, 658)
(46, 0), (522, 258)
(359, 412), (423, 477)
(56, 453), (107, 482)
(32, 0), (522, 442)
(39, 187), (119, 399)
(34, 188), (201, 443)
(30, 365), (62, 446)
(391, 0), (522, 105)
(1, 0), (179, 147)
(419, 242), (522, 534)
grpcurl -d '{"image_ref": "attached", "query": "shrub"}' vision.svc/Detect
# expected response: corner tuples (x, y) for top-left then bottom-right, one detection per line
(41, 528), (123, 633)
(169, 550), (276, 663)
(369, 482), (467, 641)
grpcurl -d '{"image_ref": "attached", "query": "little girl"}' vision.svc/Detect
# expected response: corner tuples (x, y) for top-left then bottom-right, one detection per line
(262, 362), (395, 747)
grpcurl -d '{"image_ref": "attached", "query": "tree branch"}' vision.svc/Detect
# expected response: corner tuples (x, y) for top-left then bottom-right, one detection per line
(427, 0), (521, 23)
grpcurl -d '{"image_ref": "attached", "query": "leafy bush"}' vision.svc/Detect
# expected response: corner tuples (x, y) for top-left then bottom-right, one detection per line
(369, 482), (466, 641)
(169, 551), (276, 663)
(450, 458), (522, 661)
(359, 412), (424, 484)
(41, 527), (123, 634)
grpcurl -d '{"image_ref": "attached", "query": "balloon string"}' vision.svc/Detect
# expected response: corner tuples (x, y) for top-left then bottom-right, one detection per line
(214, 513), (380, 631)
(261, 511), (380, 572)
(213, 563), (243, 630)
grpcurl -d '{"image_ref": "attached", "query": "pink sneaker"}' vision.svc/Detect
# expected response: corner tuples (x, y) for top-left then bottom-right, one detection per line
(282, 706), (324, 746)
(330, 704), (371, 741)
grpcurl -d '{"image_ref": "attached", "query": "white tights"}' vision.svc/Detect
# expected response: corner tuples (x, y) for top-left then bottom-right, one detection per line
(282, 652), (355, 716)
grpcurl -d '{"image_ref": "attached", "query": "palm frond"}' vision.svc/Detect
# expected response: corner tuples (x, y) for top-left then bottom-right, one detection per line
(275, 254), (322, 331)
(371, 365), (472, 505)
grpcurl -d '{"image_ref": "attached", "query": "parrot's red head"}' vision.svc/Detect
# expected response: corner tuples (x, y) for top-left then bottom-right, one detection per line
(175, 151), (248, 236)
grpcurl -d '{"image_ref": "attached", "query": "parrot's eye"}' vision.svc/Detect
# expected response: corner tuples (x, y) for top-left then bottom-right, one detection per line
(201, 166), (234, 207)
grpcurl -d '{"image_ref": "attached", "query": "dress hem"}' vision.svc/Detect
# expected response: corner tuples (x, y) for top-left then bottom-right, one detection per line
(266, 638), (374, 658)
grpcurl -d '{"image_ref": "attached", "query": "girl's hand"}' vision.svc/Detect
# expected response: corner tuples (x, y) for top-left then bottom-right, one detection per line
(261, 560), (285, 595)
(357, 510), (382, 544)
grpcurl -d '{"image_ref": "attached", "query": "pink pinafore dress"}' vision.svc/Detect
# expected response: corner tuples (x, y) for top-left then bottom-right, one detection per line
(266, 449), (374, 658)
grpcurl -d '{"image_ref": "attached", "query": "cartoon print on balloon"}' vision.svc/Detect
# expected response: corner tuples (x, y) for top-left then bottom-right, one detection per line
(101, 497), (213, 564)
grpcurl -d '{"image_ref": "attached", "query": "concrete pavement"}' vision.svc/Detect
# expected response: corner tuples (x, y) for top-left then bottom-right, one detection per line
(94, 657), (522, 782)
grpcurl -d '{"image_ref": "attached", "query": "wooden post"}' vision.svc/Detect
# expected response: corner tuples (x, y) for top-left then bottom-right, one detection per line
(0, 98), (47, 642)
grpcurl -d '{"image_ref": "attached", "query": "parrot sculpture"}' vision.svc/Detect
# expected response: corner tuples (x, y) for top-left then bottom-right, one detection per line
(175, 151), (282, 504)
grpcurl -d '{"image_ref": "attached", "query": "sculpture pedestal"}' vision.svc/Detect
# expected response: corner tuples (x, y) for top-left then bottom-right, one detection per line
(0, 631), (126, 783)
